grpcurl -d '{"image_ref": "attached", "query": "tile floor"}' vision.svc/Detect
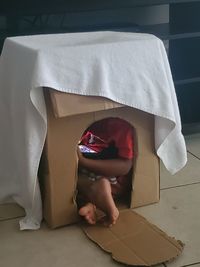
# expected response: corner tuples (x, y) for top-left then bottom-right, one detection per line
(0, 134), (200, 267)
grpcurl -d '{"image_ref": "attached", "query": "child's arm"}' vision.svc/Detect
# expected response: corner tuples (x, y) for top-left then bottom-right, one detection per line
(77, 147), (132, 177)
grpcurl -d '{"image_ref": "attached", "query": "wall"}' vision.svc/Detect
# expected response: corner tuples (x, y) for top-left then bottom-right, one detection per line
(60, 5), (169, 27)
(0, 5), (169, 51)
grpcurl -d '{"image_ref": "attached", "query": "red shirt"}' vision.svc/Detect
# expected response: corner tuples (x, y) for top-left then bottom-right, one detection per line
(80, 118), (134, 159)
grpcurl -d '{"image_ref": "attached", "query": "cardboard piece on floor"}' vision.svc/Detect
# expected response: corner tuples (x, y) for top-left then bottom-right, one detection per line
(82, 209), (184, 266)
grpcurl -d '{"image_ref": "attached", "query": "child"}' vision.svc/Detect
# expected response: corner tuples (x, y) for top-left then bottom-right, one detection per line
(77, 117), (134, 227)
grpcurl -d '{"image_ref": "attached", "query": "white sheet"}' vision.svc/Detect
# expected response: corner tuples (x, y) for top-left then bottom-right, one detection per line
(0, 31), (187, 230)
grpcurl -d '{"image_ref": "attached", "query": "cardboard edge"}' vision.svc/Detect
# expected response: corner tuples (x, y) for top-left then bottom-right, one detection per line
(80, 210), (184, 266)
(130, 211), (184, 249)
(81, 229), (184, 266)
(79, 221), (149, 266)
(46, 87), (124, 118)
(48, 88), (60, 118)
(80, 222), (149, 266)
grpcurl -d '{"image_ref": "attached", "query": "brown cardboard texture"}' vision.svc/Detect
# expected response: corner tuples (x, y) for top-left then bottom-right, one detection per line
(49, 90), (123, 118)
(41, 88), (160, 228)
(82, 209), (184, 266)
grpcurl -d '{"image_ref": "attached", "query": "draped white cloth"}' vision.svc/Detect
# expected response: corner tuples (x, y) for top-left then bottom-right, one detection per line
(0, 31), (187, 230)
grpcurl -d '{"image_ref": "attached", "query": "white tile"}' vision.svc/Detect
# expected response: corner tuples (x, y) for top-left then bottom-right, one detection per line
(160, 153), (200, 189)
(0, 220), (118, 267)
(134, 184), (200, 267)
(0, 203), (25, 221)
(0, 219), (165, 267)
(185, 134), (200, 158)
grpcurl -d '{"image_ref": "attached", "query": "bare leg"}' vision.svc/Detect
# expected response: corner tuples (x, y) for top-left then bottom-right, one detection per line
(78, 175), (119, 226)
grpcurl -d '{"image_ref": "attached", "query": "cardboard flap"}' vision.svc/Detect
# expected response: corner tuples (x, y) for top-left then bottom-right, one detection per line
(82, 210), (184, 266)
(47, 88), (123, 118)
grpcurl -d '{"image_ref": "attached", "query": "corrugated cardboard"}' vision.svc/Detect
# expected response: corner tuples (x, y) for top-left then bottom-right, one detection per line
(49, 90), (123, 118)
(82, 209), (184, 266)
(41, 88), (160, 228)
(40, 88), (184, 266)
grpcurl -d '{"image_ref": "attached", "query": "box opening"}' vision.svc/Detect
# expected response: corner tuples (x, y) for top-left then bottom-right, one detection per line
(76, 117), (135, 213)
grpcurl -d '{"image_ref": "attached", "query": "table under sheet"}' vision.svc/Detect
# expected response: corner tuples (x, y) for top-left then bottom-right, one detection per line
(0, 31), (187, 229)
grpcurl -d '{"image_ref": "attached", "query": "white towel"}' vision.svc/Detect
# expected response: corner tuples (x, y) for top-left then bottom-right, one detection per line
(0, 31), (187, 230)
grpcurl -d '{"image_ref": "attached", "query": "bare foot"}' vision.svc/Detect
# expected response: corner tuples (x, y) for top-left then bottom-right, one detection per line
(89, 178), (119, 227)
(79, 203), (97, 225)
(99, 207), (119, 227)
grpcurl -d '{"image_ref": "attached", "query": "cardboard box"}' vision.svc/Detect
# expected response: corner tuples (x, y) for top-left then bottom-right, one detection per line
(39, 88), (184, 266)
(41, 88), (160, 228)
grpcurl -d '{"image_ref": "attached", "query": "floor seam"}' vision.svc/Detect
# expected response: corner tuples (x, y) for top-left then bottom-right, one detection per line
(187, 150), (200, 160)
(179, 261), (200, 267)
(0, 215), (24, 222)
(160, 181), (200, 191)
